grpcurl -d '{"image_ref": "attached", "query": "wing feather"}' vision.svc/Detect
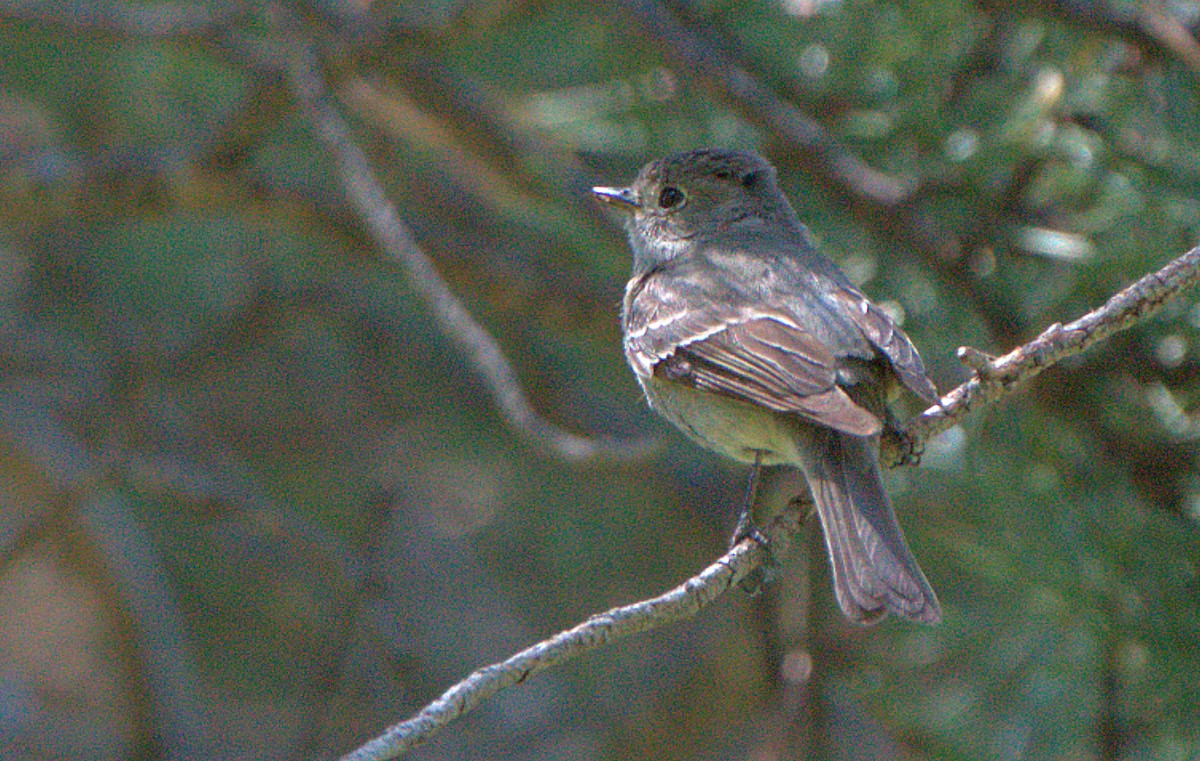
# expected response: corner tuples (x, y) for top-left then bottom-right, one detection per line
(625, 274), (881, 437)
(828, 284), (940, 404)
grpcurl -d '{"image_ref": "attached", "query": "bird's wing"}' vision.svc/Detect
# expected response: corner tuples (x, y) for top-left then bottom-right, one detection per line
(624, 276), (881, 437)
(826, 283), (940, 405)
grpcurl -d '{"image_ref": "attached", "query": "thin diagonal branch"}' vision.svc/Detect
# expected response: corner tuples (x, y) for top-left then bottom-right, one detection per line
(338, 507), (797, 761)
(279, 24), (655, 463)
(904, 245), (1200, 448)
(339, 244), (1200, 760)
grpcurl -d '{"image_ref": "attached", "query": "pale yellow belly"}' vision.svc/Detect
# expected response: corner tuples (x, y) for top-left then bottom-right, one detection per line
(642, 376), (803, 466)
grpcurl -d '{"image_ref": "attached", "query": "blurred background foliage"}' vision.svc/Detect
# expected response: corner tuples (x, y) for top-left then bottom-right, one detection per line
(1, 0), (1199, 759)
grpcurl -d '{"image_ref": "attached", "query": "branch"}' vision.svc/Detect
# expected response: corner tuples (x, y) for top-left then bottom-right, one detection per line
(339, 244), (1200, 760)
(277, 15), (655, 463)
(338, 506), (800, 761)
(903, 244), (1200, 448)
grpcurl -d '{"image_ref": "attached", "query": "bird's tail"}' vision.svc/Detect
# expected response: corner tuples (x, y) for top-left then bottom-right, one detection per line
(797, 427), (941, 624)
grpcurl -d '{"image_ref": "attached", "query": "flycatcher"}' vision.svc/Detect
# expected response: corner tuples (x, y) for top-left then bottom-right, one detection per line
(593, 149), (941, 624)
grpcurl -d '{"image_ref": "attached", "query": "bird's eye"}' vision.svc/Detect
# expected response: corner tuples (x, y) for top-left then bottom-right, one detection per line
(658, 186), (685, 209)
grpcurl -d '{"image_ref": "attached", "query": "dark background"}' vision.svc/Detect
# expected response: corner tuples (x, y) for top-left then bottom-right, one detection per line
(1, 0), (1199, 759)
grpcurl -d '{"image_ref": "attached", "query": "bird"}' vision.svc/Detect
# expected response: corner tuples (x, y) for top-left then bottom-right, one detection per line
(593, 148), (941, 624)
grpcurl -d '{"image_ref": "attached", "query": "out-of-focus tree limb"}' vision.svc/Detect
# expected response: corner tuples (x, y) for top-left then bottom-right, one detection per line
(278, 24), (655, 463)
(1, 1), (655, 462)
(1138, 0), (1200, 74)
(613, 0), (917, 207)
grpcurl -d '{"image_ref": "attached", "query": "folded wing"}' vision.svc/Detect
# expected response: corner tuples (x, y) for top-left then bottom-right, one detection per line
(625, 276), (882, 437)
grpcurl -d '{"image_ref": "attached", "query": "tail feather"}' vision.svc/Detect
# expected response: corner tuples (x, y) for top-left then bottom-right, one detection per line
(797, 427), (941, 624)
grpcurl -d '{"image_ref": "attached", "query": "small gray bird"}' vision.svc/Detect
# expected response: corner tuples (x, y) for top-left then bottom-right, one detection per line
(593, 148), (941, 624)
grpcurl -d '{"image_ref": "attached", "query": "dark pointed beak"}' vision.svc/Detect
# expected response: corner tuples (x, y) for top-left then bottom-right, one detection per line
(591, 185), (639, 212)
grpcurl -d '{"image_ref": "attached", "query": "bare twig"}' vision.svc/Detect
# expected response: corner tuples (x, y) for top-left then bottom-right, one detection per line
(904, 245), (1200, 447)
(339, 506), (801, 761)
(279, 22), (655, 463)
(339, 244), (1200, 760)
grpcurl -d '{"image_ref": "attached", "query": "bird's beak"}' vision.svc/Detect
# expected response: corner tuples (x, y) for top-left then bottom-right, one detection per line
(591, 185), (640, 212)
